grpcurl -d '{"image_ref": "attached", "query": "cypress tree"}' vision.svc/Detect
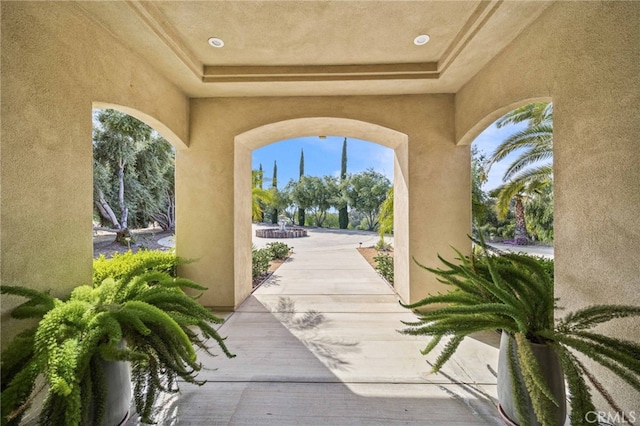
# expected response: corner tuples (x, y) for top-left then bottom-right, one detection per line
(298, 149), (306, 226)
(338, 138), (349, 229)
(259, 163), (265, 221)
(271, 161), (278, 224)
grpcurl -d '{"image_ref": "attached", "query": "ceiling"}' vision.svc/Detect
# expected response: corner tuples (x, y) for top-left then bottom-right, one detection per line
(76, 1), (552, 98)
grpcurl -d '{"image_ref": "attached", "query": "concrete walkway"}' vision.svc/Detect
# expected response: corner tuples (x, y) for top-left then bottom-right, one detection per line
(130, 226), (503, 425)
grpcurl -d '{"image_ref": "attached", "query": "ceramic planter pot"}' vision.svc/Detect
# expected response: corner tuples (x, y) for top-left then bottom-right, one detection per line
(497, 332), (566, 426)
(87, 356), (132, 426)
(102, 358), (132, 426)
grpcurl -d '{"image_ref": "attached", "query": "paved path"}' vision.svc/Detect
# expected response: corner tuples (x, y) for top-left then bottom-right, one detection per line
(130, 226), (503, 425)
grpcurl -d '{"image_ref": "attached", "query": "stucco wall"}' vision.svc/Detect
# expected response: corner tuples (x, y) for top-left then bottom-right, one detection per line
(178, 95), (470, 308)
(1, 2), (189, 347)
(456, 1), (640, 414)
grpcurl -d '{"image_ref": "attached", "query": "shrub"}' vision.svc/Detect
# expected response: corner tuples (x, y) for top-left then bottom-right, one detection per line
(252, 247), (271, 279)
(266, 242), (291, 260)
(374, 238), (392, 252)
(93, 249), (188, 286)
(374, 252), (394, 286)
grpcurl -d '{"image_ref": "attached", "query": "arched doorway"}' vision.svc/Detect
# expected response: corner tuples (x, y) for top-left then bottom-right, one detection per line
(234, 118), (410, 304)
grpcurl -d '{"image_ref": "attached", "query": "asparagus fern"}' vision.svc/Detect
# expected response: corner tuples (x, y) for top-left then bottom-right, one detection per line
(1, 251), (234, 426)
(401, 237), (640, 425)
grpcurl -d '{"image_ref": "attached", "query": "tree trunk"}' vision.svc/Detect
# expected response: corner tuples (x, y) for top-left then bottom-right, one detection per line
(151, 193), (175, 232)
(514, 197), (529, 245)
(96, 189), (121, 229)
(118, 160), (128, 230)
(338, 207), (348, 229)
(298, 208), (305, 226)
(115, 228), (133, 245)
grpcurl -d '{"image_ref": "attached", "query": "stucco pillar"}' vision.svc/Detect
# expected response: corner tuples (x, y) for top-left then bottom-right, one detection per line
(176, 100), (238, 309)
(1, 2), (190, 348)
(550, 3), (640, 413)
(406, 96), (472, 304)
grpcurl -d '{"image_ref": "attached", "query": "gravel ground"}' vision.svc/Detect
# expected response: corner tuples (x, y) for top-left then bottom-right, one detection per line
(93, 227), (173, 258)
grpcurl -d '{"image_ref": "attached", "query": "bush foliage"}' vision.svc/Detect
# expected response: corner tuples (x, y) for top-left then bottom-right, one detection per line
(266, 242), (291, 260)
(373, 252), (394, 286)
(93, 249), (188, 286)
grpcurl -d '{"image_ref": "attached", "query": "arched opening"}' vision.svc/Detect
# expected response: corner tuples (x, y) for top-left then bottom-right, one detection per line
(91, 103), (184, 258)
(235, 118), (409, 305)
(250, 136), (395, 286)
(469, 99), (554, 256)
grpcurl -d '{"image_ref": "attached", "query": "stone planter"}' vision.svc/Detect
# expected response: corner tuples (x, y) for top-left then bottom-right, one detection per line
(255, 228), (308, 238)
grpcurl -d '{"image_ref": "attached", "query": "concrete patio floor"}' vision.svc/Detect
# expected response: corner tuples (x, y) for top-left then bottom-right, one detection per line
(129, 225), (505, 425)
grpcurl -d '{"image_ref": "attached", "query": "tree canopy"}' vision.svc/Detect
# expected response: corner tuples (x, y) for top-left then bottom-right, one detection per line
(93, 109), (175, 237)
(346, 169), (392, 231)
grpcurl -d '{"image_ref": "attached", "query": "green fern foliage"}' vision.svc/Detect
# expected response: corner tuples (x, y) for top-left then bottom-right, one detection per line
(1, 251), (234, 426)
(401, 236), (640, 426)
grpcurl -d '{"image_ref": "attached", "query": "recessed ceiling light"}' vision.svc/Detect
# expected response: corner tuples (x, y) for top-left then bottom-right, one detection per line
(414, 34), (430, 46)
(208, 37), (224, 48)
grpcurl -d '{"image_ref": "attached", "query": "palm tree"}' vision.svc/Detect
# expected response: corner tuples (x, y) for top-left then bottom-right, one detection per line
(490, 102), (553, 181)
(252, 187), (273, 222)
(252, 170), (273, 222)
(489, 102), (553, 244)
(490, 165), (552, 244)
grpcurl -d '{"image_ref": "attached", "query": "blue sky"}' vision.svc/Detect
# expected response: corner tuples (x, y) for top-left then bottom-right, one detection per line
(252, 121), (527, 191)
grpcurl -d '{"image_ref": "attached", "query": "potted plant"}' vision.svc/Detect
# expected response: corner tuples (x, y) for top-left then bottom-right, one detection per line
(400, 237), (640, 426)
(1, 251), (235, 426)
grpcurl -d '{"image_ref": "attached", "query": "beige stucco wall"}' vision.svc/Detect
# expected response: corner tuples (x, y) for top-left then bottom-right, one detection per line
(5, 0), (635, 414)
(456, 1), (640, 413)
(1, 2), (189, 347)
(177, 95), (471, 309)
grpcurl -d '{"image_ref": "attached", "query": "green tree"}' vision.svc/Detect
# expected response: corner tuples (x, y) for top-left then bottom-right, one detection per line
(258, 163), (265, 221)
(252, 170), (273, 221)
(488, 102), (553, 244)
(490, 165), (552, 244)
(525, 182), (554, 242)
(338, 138), (349, 229)
(297, 149), (306, 226)
(137, 135), (175, 231)
(93, 109), (174, 240)
(378, 187), (394, 241)
(347, 169), (392, 231)
(271, 161), (278, 224)
(471, 146), (490, 225)
(274, 181), (296, 222)
(289, 175), (333, 227)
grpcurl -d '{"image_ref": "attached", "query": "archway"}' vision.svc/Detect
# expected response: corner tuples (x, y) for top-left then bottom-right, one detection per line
(235, 118), (410, 304)
(468, 99), (554, 247)
(91, 103), (183, 251)
(92, 102), (187, 150)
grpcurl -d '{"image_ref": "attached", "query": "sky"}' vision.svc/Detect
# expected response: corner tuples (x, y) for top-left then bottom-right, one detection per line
(251, 121), (528, 191)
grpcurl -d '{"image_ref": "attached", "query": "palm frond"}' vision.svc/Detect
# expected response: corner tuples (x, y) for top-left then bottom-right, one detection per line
(503, 147), (552, 182)
(496, 102), (552, 128)
(488, 124), (552, 168)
